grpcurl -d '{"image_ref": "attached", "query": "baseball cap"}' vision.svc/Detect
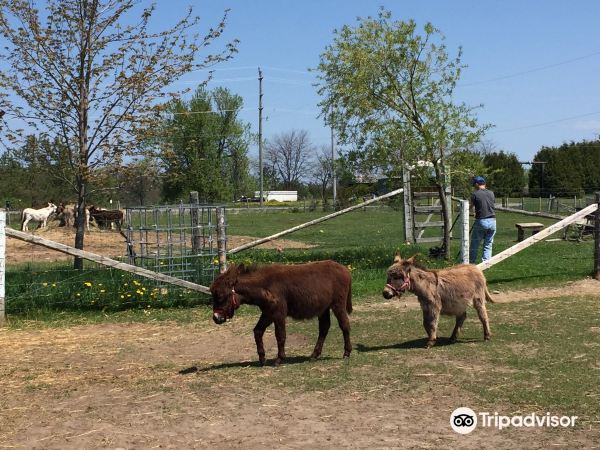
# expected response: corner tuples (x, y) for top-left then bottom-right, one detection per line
(472, 176), (486, 185)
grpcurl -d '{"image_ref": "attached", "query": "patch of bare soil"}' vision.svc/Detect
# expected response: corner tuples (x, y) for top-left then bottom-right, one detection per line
(0, 317), (596, 449)
(6, 227), (313, 265)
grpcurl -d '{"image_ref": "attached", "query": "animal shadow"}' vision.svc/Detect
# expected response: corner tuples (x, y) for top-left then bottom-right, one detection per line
(356, 336), (477, 353)
(178, 355), (335, 374)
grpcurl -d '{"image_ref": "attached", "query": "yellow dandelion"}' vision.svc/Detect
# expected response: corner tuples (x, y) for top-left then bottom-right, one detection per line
(42, 282), (48, 287)
(84, 281), (92, 287)
(100, 289), (105, 293)
(120, 295), (125, 299)
(51, 283), (57, 288)
(127, 294), (132, 297)
(76, 293), (81, 297)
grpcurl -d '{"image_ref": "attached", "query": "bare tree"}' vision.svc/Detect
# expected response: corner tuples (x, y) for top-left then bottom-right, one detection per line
(311, 145), (333, 201)
(265, 130), (313, 189)
(0, 0), (237, 268)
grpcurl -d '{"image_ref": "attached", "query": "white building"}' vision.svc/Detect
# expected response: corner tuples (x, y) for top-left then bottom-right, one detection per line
(255, 190), (298, 202)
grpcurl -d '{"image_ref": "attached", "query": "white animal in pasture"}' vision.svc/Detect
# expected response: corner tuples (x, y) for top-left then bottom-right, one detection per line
(21, 203), (58, 231)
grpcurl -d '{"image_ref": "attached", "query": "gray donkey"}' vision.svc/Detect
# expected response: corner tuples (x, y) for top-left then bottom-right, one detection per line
(382, 254), (494, 348)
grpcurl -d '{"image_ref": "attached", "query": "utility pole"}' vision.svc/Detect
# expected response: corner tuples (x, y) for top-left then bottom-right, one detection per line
(258, 67), (264, 207)
(330, 109), (337, 209)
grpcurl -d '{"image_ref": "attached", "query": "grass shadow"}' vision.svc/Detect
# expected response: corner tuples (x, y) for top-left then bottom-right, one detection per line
(179, 355), (337, 374)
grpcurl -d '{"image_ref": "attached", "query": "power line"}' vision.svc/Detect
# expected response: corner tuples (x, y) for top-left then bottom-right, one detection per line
(189, 66), (258, 73)
(262, 66), (313, 76)
(460, 49), (600, 87)
(490, 110), (600, 133)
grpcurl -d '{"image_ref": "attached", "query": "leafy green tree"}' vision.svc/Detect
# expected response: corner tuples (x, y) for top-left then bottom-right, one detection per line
(0, 0), (237, 268)
(483, 151), (524, 197)
(0, 135), (73, 206)
(159, 87), (252, 202)
(529, 140), (600, 196)
(119, 158), (162, 206)
(315, 9), (490, 256)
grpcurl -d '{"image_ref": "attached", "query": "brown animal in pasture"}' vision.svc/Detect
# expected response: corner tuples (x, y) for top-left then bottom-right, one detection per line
(210, 260), (353, 366)
(88, 206), (123, 230)
(382, 254), (494, 348)
(58, 203), (92, 230)
(58, 203), (75, 227)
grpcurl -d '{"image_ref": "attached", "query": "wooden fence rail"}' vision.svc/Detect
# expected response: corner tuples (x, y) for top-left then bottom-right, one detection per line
(478, 203), (598, 272)
(228, 188), (404, 255)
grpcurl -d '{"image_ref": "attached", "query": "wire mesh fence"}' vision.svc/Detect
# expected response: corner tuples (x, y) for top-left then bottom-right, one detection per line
(1, 203), (226, 316)
(124, 204), (224, 286)
(499, 195), (598, 216)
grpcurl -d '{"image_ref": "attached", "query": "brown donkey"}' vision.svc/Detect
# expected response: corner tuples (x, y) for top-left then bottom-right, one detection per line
(210, 260), (353, 365)
(382, 254), (494, 348)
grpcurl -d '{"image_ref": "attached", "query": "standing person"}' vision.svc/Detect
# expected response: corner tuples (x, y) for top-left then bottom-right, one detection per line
(469, 176), (496, 264)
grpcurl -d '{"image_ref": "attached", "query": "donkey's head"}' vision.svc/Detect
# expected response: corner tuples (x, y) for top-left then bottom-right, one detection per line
(210, 264), (242, 324)
(382, 253), (416, 299)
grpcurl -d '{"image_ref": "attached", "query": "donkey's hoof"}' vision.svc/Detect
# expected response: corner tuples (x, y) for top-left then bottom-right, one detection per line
(343, 351), (351, 358)
(425, 340), (435, 349)
(274, 357), (284, 366)
(484, 334), (492, 341)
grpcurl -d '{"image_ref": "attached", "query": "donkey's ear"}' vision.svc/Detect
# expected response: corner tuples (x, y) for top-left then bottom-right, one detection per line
(405, 255), (417, 264)
(393, 252), (402, 263)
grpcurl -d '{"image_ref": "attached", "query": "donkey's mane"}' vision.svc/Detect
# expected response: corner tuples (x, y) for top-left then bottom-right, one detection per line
(229, 262), (261, 275)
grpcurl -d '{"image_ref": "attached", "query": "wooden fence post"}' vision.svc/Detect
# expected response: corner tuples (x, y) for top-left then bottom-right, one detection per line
(402, 167), (413, 243)
(217, 207), (227, 274)
(0, 210), (5, 325)
(189, 191), (201, 254)
(460, 200), (470, 264)
(594, 192), (600, 280)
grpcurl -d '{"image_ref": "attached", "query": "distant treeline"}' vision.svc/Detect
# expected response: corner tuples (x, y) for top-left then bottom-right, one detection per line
(479, 139), (600, 198)
(528, 140), (600, 197)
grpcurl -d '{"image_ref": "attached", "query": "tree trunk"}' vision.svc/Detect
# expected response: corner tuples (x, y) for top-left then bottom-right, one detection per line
(433, 160), (451, 259)
(74, 181), (86, 270)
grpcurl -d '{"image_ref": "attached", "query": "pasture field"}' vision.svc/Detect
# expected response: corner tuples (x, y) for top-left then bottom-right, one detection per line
(1, 287), (599, 448)
(2, 206), (599, 448)
(5, 206), (596, 315)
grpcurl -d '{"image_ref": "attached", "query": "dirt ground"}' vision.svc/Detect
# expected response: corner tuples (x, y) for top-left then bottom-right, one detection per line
(6, 227), (313, 265)
(1, 283), (599, 450)
(3, 228), (599, 448)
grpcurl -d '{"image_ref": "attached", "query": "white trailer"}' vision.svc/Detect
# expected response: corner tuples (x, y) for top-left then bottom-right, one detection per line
(254, 191), (298, 202)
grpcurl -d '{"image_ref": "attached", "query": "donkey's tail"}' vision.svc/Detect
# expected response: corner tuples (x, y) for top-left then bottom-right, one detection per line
(346, 281), (353, 314)
(485, 287), (495, 304)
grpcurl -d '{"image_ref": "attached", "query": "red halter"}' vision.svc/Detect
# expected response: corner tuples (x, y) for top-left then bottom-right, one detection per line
(230, 288), (239, 309)
(385, 275), (411, 295)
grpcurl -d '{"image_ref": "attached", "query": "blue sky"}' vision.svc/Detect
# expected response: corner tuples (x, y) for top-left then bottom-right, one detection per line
(140, 1), (600, 162)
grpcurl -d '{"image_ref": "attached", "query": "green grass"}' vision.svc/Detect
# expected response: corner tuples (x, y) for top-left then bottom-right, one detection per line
(180, 295), (599, 424)
(4, 205), (597, 318)
(5, 261), (210, 315)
